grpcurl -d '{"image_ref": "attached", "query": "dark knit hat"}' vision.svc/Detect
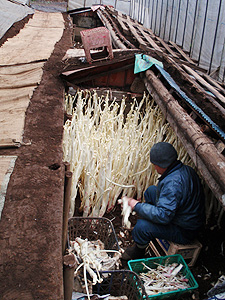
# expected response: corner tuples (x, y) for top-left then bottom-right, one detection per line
(150, 142), (178, 168)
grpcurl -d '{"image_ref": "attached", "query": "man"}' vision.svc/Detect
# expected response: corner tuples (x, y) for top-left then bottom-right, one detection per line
(122, 142), (205, 261)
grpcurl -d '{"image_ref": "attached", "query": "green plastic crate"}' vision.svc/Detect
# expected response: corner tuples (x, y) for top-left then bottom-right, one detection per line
(128, 254), (198, 299)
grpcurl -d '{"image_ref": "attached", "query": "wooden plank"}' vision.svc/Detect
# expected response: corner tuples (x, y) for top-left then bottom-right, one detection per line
(98, 8), (136, 49)
(137, 26), (163, 53)
(202, 73), (225, 95)
(172, 56), (207, 72)
(125, 16), (148, 50)
(154, 36), (179, 58)
(61, 56), (135, 83)
(183, 64), (225, 106)
(117, 12), (130, 35)
(141, 26), (155, 36)
(106, 5), (118, 16)
(164, 55), (225, 121)
(97, 9), (127, 49)
(169, 41), (195, 64)
(140, 26), (178, 55)
(117, 17), (130, 35)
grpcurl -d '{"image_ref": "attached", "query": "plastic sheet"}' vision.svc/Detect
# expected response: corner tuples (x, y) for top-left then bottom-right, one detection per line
(0, 0), (34, 39)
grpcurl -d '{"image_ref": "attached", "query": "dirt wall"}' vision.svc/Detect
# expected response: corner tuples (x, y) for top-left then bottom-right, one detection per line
(0, 12), (73, 300)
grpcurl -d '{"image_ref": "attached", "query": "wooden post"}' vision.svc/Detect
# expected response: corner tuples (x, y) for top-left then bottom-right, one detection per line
(62, 163), (73, 255)
(63, 163), (74, 300)
(63, 253), (76, 300)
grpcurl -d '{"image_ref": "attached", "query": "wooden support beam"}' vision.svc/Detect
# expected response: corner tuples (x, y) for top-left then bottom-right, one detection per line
(97, 8), (136, 49)
(202, 73), (225, 95)
(62, 164), (72, 255)
(164, 56), (225, 122)
(183, 64), (225, 107)
(169, 41), (195, 64)
(106, 5), (118, 16)
(136, 26), (206, 71)
(61, 60), (135, 85)
(154, 36), (179, 58)
(63, 254), (76, 300)
(172, 56), (207, 73)
(126, 16), (148, 50)
(144, 69), (225, 208)
(97, 9), (127, 49)
(117, 12), (130, 35)
(137, 27), (163, 53)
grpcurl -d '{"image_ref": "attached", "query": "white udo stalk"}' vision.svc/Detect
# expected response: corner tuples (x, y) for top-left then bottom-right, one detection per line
(99, 151), (112, 217)
(118, 196), (132, 229)
(63, 90), (193, 218)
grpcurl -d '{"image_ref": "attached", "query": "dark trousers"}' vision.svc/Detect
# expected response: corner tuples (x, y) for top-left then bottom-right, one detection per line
(132, 186), (197, 246)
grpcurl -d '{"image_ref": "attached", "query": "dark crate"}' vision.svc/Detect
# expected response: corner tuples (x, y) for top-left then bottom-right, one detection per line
(93, 269), (149, 300)
(128, 254), (199, 299)
(68, 217), (120, 255)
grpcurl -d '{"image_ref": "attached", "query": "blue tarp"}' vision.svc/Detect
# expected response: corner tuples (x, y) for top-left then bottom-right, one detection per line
(134, 54), (163, 74)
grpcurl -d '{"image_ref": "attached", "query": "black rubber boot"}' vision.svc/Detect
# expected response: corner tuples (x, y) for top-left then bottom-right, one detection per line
(121, 244), (146, 261)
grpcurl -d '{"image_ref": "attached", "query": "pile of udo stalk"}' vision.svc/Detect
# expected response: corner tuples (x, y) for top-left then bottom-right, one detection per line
(63, 90), (193, 218)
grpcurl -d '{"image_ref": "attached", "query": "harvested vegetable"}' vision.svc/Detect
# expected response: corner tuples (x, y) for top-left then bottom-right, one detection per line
(140, 262), (190, 296)
(63, 90), (194, 218)
(69, 237), (121, 300)
(118, 196), (132, 229)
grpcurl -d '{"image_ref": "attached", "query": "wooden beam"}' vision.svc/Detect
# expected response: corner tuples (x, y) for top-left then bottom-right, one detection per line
(202, 73), (225, 95)
(126, 16), (148, 50)
(62, 166), (72, 255)
(164, 56), (225, 121)
(106, 5), (118, 16)
(61, 59), (135, 85)
(144, 69), (225, 208)
(154, 36), (179, 58)
(183, 64), (225, 106)
(97, 9), (127, 49)
(169, 41), (195, 64)
(135, 26), (206, 71)
(97, 8), (136, 49)
(137, 27), (163, 53)
(117, 12), (130, 35)
(172, 56), (207, 72)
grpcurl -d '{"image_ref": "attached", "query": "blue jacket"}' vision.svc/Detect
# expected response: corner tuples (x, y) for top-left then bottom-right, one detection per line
(134, 161), (205, 231)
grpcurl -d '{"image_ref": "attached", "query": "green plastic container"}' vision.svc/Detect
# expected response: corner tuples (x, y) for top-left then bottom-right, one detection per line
(128, 254), (198, 299)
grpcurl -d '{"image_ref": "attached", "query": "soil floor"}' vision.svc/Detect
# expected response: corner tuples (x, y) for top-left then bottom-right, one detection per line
(0, 2), (225, 300)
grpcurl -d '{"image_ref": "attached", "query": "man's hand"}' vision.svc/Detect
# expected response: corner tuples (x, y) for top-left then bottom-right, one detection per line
(127, 198), (139, 209)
